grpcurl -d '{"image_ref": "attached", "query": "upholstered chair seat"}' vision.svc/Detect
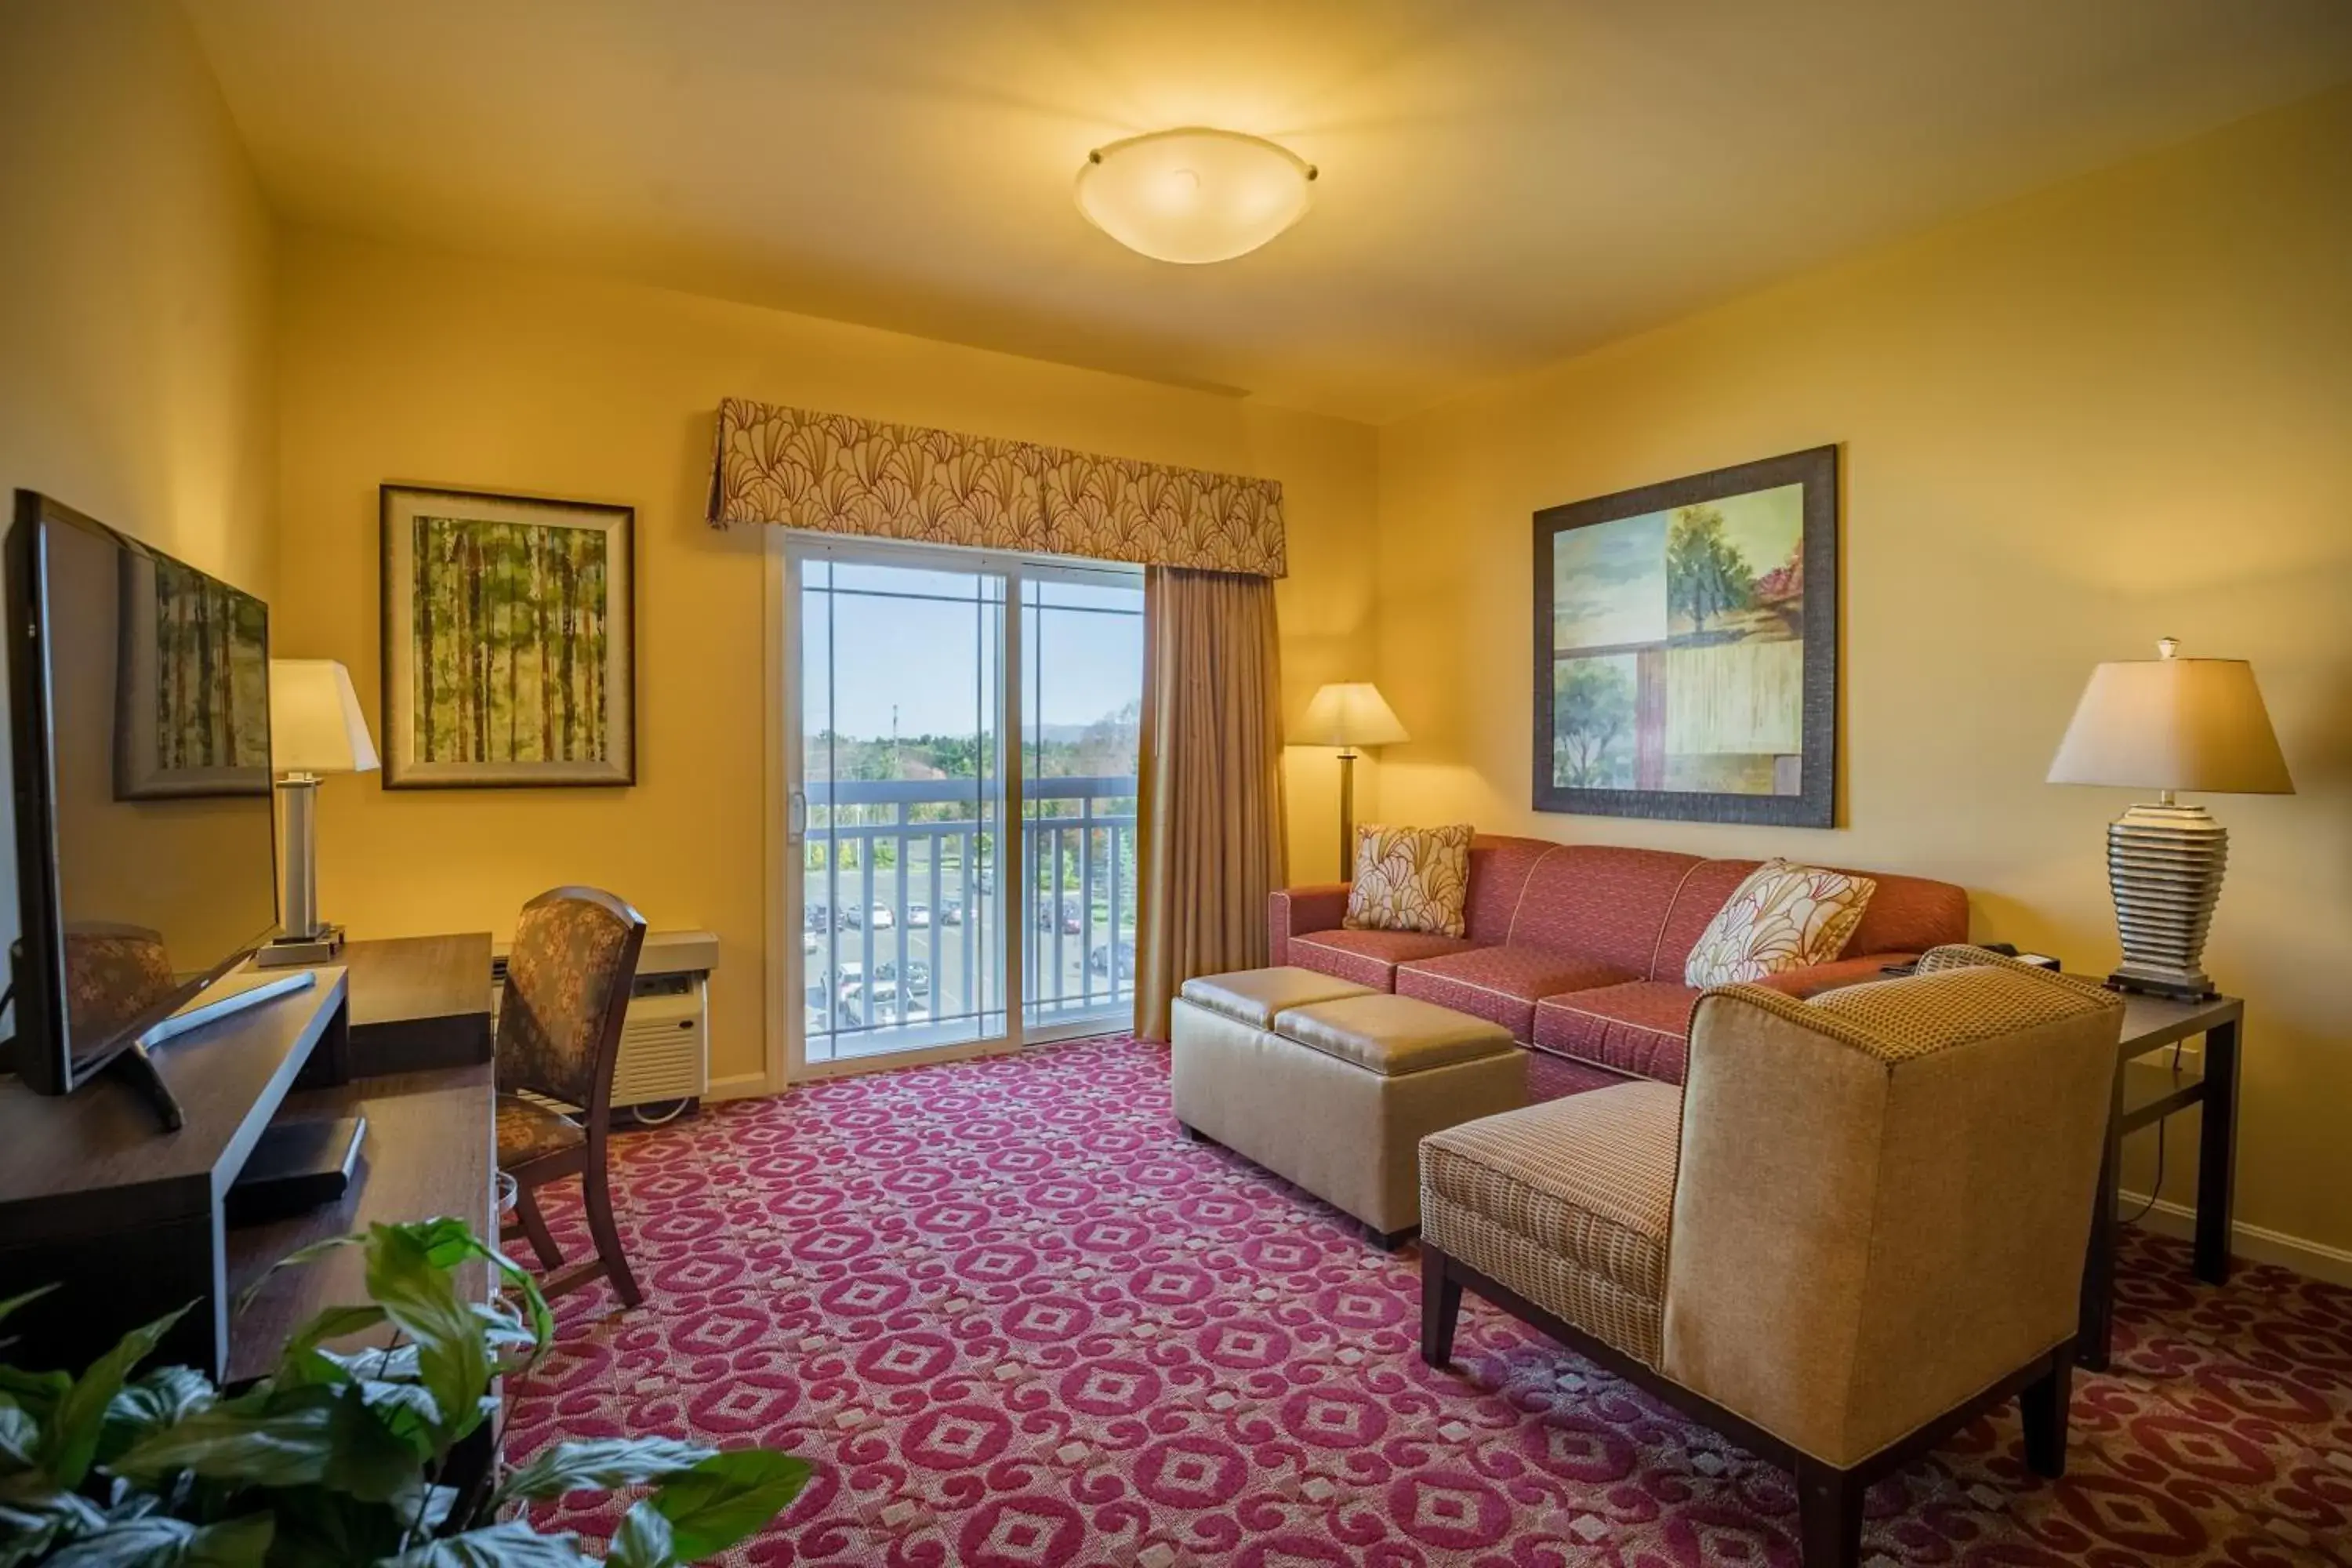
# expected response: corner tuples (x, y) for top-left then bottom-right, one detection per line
(495, 1094), (587, 1167)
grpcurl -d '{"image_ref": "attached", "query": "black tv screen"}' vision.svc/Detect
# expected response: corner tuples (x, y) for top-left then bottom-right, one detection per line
(6, 492), (281, 1094)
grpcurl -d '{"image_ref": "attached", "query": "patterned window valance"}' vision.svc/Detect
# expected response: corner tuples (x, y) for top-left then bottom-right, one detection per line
(705, 397), (1286, 577)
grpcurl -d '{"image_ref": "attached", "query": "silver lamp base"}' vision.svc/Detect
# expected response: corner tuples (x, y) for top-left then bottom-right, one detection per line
(2105, 800), (2224, 1000)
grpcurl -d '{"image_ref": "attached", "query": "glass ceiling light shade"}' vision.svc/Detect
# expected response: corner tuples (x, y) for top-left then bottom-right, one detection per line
(1075, 128), (1317, 264)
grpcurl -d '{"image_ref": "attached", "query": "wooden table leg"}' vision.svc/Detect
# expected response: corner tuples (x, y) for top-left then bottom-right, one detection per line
(2194, 1019), (2239, 1285)
(2077, 1065), (2126, 1372)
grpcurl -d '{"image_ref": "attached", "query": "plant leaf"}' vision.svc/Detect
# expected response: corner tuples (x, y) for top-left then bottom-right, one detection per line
(648, 1450), (810, 1561)
(42, 1512), (272, 1568)
(0, 1489), (108, 1568)
(0, 1400), (38, 1471)
(111, 1394), (336, 1489)
(44, 1305), (190, 1487)
(100, 1367), (215, 1466)
(0, 1287), (58, 1327)
(274, 1306), (389, 1387)
(603, 1502), (675, 1568)
(495, 1438), (714, 1505)
(320, 1386), (420, 1504)
(231, 1236), (362, 1314)
(374, 1521), (591, 1566)
(352, 1379), (441, 1457)
(362, 1225), (489, 1448)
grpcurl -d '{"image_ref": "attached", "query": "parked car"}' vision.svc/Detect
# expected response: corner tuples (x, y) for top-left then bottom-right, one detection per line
(975, 869), (996, 894)
(875, 958), (931, 996)
(940, 898), (964, 926)
(806, 902), (831, 932)
(907, 902), (931, 929)
(839, 902), (863, 930)
(837, 980), (927, 1030)
(868, 903), (895, 930)
(1033, 897), (1084, 935)
(804, 930), (819, 955)
(1089, 940), (1137, 981)
(804, 981), (830, 1034)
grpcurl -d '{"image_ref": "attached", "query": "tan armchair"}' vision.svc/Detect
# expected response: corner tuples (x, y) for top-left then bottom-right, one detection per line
(1418, 947), (2124, 1568)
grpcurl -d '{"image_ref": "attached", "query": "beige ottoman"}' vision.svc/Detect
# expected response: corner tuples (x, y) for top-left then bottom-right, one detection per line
(1171, 967), (1527, 1248)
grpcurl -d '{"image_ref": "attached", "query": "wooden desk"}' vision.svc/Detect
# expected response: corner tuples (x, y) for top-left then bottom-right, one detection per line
(226, 1062), (496, 1381)
(301, 934), (495, 1075)
(2077, 990), (2242, 1371)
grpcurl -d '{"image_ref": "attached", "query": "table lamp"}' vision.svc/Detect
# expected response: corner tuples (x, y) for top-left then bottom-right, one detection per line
(256, 659), (379, 967)
(2046, 637), (2292, 998)
(1299, 681), (1409, 877)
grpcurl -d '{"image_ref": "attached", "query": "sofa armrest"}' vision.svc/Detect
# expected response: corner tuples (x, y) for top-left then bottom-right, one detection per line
(1752, 953), (1918, 999)
(1269, 884), (1350, 967)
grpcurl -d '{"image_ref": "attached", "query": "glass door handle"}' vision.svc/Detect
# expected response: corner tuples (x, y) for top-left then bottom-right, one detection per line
(787, 789), (806, 844)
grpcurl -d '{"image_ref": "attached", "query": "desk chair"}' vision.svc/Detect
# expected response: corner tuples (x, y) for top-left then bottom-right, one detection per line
(495, 885), (648, 1307)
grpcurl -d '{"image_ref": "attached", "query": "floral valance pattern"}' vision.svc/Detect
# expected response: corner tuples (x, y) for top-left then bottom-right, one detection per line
(706, 397), (1286, 577)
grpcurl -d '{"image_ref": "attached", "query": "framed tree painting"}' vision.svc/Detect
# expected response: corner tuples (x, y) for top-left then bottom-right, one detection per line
(1533, 445), (1836, 827)
(380, 485), (636, 788)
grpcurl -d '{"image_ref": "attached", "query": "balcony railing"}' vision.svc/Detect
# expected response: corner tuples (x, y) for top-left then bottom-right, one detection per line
(803, 774), (1138, 1058)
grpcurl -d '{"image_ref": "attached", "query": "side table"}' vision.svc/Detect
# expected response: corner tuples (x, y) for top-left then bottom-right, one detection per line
(2077, 990), (2242, 1371)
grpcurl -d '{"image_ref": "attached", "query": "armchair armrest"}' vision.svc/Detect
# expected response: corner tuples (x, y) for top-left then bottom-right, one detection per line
(1752, 953), (1918, 999)
(1269, 883), (1350, 967)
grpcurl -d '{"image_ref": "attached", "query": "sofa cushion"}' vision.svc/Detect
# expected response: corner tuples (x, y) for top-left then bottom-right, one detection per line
(1682, 860), (1877, 988)
(1345, 822), (1475, 937)
(1287, 928), (1481, 991)
(1534, 981), (1702, 1084)
(1421, 1081), (1683, 1367)
(1507, 846), (1703, 978)
(1396, 945), (1636, 1042)
(1273, 993), (1516, 1077)
(1461, 835), (1560, 946)
(1178, 967), (1372, 1030)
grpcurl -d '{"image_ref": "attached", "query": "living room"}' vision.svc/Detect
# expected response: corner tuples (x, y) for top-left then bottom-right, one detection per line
(0, 2), (2346, 1565)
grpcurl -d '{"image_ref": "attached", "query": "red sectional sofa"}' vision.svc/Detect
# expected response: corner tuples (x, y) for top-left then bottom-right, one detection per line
(1269, 836), (1967, 1084)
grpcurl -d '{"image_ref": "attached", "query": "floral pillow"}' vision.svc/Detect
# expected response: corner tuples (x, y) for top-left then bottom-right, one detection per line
(1344, 822), (1475, 938)
(1684, 859), (1878, 988)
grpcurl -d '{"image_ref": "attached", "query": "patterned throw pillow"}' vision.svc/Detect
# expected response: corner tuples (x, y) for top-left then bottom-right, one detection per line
(1684, 859), (1878, 988)
(1344, 822), (1475, 938)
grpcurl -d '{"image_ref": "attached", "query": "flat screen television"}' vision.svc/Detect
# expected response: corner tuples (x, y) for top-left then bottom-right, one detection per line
(5, 491), (281, 1098)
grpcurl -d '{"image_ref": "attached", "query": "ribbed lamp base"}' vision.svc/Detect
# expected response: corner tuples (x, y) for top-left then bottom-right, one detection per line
(2105, 801), (2224, 1000)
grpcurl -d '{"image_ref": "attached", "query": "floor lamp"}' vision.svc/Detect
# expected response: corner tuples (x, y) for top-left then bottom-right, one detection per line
(1300, 682), (1409, 877)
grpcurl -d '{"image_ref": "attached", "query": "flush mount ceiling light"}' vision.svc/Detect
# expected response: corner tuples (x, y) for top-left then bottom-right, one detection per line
(1075, 128), (1318, 264)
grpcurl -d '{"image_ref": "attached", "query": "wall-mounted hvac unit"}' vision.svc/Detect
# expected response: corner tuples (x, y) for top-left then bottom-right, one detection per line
(492, 928), (717, 1125)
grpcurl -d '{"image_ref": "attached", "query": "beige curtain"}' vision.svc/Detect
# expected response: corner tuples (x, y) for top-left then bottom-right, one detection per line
(1133, 567), (1288, 1041)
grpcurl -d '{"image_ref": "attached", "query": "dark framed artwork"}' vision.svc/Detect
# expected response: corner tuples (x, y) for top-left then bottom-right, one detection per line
(1533, 445), (1837, 827)
(381, 485), (636, 788)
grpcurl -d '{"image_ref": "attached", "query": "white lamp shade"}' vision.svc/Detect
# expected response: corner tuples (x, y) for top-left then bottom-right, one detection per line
(1300, 682), (1409, 749)
(270, 659), (379, 776)
(1075, 128), (1316, 264)
(2047, 650), (2292, 795)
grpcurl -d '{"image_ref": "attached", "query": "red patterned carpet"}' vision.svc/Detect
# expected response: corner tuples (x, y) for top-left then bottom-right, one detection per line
(506, 1036), (2352, 1566)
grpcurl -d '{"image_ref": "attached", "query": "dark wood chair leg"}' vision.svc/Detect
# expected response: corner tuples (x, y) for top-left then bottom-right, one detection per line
(583, 1159), (642, 1308)
(1420, 1245), (1462, 1367)
(1794, 1457), (1864, 1568)
(2020, 1347), (2074, 1479)
(510, 1179), (564, 1270)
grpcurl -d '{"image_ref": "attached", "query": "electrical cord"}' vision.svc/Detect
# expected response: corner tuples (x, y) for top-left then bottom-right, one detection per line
(2121, 1037), (2184, 1227)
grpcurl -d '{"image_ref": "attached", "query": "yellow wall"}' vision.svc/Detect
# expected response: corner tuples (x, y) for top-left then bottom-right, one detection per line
(272, 230), (1378, 1085)
(1375, 86), (2352, 1258)
(0, 0), (279, 1004)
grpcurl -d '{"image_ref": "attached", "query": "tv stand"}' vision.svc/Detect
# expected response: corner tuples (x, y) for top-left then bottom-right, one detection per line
(97, 1040), (185, 1131)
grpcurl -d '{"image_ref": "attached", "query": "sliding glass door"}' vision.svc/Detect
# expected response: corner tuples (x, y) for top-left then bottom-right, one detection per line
(782, 541), (1142, 1076)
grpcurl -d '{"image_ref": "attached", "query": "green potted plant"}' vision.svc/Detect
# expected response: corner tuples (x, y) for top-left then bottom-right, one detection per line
(0, 1218), (808, 1565)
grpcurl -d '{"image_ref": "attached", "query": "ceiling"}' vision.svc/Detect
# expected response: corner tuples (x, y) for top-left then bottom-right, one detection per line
(183, 0), (2352, 423)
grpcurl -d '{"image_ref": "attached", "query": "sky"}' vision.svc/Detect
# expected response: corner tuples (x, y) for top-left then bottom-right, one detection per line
(803, 564), (1143, 739)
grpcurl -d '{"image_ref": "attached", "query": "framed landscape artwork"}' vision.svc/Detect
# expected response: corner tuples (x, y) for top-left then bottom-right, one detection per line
(1533, 445), (1837, 827)
(380, 485), (636, 788)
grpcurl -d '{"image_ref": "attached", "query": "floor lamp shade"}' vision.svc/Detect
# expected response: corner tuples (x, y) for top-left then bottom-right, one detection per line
(1301, 683), (1409, 878)
(262, 659), (379, 960)
(2048, 641), (2292, 997)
